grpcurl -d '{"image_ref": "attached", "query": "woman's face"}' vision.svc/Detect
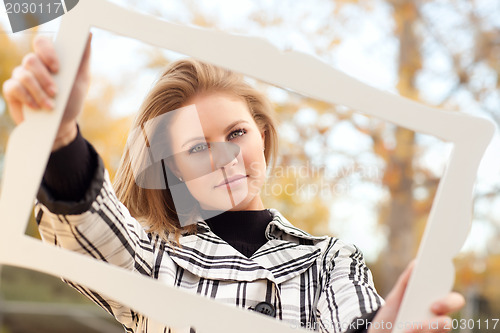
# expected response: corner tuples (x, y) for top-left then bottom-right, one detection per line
(168, 92), (267, 211)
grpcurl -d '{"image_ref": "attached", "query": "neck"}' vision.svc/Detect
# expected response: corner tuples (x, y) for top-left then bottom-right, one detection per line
(201, 209), (272, 257)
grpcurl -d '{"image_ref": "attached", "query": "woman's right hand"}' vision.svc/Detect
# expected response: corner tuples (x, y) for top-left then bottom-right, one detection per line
(2, 34), (92, 151)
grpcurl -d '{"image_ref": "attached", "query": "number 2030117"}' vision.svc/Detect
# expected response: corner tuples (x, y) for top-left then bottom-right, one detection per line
(444, 319), (498, 330)
(5, 2), (63, 14)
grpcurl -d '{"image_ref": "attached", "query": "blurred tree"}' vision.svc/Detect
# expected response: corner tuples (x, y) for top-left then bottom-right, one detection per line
(262, 95), (341, 235)
(377, 0), (500, 297)
(374, 0), (425, 295)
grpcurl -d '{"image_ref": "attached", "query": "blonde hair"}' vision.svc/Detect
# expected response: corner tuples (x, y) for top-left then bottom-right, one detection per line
(113, 59), (278, 245)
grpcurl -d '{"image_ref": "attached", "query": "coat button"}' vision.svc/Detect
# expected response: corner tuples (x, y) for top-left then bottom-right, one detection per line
(254, 302), (276, 317)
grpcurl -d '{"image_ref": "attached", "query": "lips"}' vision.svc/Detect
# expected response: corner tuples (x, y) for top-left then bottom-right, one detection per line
(215, 174), (248, 188)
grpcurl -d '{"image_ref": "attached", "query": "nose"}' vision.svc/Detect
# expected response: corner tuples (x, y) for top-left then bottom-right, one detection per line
(210, 142), (240, 170)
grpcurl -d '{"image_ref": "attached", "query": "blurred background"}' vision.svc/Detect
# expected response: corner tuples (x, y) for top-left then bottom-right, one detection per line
(0, 0), (499, 332)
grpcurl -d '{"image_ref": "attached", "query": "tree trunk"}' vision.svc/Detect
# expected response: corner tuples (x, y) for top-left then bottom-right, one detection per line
(377, 0), (420, 296)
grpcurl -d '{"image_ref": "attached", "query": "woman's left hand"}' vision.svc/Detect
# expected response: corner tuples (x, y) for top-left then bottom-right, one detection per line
(368, 260), (465, 333)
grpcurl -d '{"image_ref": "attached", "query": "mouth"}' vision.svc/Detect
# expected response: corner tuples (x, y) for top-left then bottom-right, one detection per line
(215, 175), (248, 188)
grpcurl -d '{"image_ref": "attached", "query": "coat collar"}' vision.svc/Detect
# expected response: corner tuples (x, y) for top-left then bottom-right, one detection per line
(164, 209), (328, 284)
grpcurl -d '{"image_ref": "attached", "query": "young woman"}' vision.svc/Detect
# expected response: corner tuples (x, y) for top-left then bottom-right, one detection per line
(3, 35), (464, 333)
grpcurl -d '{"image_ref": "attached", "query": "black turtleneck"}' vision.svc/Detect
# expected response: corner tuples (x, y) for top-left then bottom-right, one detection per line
(201, 209), (272, 258)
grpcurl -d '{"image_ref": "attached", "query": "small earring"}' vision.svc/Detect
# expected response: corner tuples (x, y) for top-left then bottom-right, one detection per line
(179, 177), (184, 182)
(262, 147), (265, 152)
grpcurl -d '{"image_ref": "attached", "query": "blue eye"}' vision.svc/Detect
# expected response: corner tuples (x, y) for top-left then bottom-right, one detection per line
(189, 143), (208, 154)
(228, 128), (246, 140)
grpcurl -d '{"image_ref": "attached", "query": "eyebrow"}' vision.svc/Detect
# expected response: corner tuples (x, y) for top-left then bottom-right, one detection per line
(181, 120), (250, 148)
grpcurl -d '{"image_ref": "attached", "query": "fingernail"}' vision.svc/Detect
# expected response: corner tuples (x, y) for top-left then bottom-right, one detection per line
(27, 97), (38, 109)
(44, 99), (54, 110)
(48, 85), (57, 96)
(51, 63), (59, 73)
(431, 302), (443, 313)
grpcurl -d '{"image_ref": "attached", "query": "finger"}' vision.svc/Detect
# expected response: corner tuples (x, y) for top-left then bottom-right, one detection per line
(2, 79), (23, 124)
(431, 292), (465, 315)
(22, 53), (57, 97)
(12, 67), (53, 110)
(33, 35), (59, 73)
(2, 77), (40, 110)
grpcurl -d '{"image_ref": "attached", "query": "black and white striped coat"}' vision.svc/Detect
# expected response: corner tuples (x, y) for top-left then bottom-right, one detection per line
(35, 166), (383, 333)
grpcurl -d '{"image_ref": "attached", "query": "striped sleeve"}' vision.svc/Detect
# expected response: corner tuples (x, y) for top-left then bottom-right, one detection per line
(34, 157), (156, 331)
(316, 240), (384, 333)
